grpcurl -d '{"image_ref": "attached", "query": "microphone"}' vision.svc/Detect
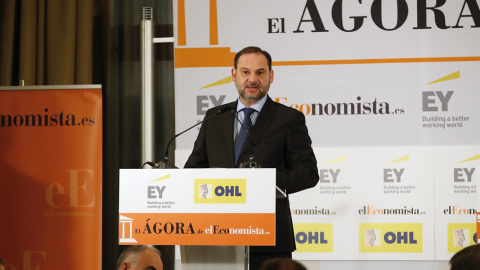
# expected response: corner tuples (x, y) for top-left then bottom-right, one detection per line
(230, 109), (261, 168)
(151, 107), (231, 169)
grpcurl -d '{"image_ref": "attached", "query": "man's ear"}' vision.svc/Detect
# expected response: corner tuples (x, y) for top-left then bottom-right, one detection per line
(231, 68), (236, 82)
(120, 262), (130, 270)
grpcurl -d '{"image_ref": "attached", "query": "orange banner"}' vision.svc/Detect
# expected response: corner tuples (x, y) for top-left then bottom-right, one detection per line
(478, 213), (480, 244)
(119, 213), (275, 246)
(0, 87), (102, 269)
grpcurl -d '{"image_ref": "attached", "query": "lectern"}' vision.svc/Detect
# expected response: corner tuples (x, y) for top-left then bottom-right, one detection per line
(118, 168), (278, 270)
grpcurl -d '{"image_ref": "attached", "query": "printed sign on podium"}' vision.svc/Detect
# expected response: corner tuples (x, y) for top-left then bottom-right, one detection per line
(118, 168), (276, 246)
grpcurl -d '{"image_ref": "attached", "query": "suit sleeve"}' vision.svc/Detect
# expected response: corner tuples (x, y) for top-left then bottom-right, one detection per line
(183, 113), (210, 169)
(276, 111), (319, 194)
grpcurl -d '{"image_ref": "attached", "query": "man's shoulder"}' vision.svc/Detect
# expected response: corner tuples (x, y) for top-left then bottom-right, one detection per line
(206, 101), (237, 115)
(268, 98), (304, 116)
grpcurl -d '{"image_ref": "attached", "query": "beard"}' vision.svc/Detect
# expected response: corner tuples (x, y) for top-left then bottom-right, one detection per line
(235, 81), (270, 104)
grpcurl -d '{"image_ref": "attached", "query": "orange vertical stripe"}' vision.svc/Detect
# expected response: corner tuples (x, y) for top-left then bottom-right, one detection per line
(477, 213), (480, 243)
(209, 0), (218, 45)
(177, 0), (186, 46)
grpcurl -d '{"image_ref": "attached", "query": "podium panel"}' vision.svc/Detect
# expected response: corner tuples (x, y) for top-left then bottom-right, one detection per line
(180, 246), (244, 270)
(118, 168), (276, 246)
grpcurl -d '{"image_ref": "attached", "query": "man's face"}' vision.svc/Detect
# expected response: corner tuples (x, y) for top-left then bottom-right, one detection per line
(232, 52), (274, 106)
(126, 249), (163, 270)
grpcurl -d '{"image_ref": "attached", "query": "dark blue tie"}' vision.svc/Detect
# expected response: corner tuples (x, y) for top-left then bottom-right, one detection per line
(235, 108), (255, 164)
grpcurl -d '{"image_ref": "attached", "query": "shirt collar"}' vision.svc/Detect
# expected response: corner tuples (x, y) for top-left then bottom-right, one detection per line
(236, 94), (268, 113)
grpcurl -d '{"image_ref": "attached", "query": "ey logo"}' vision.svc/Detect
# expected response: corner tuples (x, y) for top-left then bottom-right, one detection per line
(147, 174), (170, 199)
(453, 154), (478, 182)
(293, 223), (333, 253)
(384, 155), (409, 183)
(197, 95), (227, 115)
(359, 223), (423, 253)
(194, 178), (246, 204)
(319, 156), (344, 184)
(422, 71), (459, 112)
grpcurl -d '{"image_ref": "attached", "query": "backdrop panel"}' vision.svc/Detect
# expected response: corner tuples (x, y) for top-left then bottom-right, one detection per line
(0, 85), (102, 269)
(172, 0), (480, 263)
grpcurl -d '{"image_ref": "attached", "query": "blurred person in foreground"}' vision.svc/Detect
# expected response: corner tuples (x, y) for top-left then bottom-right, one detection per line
(450, 243), (480, 270)
(117, 245), (163, 270)
(259, 257), (308, 270)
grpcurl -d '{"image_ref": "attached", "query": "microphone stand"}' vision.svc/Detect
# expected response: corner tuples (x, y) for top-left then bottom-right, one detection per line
(230, 109), (261, 270)
(148, 107), (230, 169)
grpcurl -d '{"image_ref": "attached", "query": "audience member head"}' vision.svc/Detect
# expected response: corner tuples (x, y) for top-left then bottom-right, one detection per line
(450, 244), (480, 270)
(259, 257), (308, 270)
(117, 245), (163, 270)
(0, 259), (5, 270)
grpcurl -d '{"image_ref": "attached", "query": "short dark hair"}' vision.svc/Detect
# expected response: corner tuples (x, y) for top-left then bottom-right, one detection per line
(116, 245), (161, 270)
(234, 46), (272, 71)
(259, 258), (308, 270)
(450, 244), (480, 270)
(0, 259), (4, 265)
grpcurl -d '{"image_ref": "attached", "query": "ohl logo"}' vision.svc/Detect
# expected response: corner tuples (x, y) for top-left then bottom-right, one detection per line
(293, 223), (333, 253)
(384, 231), (418, 244)
(194, 178), (246, 204)
(215, 185), (242, 197)
(448, 223), (478, 253)
(359, 223), (423, 253)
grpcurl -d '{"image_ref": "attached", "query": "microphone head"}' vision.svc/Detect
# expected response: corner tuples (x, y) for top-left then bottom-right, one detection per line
(238, 161), (262, 168)
(155, 161), (178, 169)
(217, 107), (231, 114)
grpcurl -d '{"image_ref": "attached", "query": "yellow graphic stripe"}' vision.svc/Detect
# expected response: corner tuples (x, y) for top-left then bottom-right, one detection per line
(150, 174), (171, 182)
(425, 71), (460, 85)
(457, 154), (480, 164)
(387, 155), (409, 164)
(324, 156), (345, 165)
(200, 76), (231, 89)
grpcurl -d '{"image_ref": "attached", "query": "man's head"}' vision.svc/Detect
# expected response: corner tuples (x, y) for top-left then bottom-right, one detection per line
(450, 244), (480, 270)
(232, 46), (274, 107)
(117, 245), (163, 270)
(0, 259), (5, 270)
(259, 258), (308, 270)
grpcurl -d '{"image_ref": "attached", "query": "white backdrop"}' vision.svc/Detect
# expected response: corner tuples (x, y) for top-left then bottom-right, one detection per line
(172, 0), (480, 269)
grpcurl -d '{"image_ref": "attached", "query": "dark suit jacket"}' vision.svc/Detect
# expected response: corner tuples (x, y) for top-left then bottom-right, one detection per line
(184, 96), (319, 253)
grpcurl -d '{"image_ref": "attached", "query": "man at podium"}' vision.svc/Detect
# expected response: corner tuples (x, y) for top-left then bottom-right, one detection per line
(184, 46), (319, 270)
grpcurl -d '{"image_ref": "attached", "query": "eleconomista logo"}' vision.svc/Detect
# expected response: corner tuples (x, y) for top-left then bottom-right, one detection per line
(1, 108), (96, 127)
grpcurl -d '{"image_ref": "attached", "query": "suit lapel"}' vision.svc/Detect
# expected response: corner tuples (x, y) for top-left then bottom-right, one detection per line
(222, 102), (237, 167)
